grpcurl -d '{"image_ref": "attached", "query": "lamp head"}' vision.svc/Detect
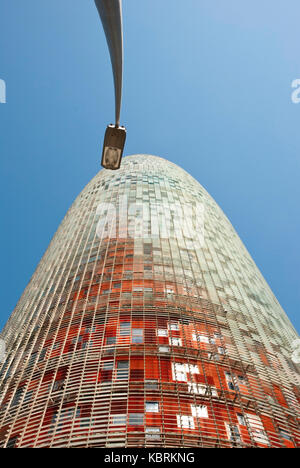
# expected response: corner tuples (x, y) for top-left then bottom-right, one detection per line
(101, 124), (126, 170)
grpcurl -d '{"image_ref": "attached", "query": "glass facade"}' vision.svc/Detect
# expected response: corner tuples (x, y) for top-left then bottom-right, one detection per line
(0, 154), (299, 448)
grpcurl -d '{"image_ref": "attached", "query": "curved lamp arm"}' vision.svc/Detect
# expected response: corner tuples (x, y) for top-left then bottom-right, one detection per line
(94, 0), (123, 126)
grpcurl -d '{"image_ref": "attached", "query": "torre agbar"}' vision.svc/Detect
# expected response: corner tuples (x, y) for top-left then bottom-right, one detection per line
(0, 155), (299, 449)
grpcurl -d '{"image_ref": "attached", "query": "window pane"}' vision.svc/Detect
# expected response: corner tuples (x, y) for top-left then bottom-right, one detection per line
(132, 336), (143, 344)
(157, 329), (168, 337)
(145, 380), (158, 390)
(146, 427), (161, 440)
(129, 413), (144, 426)
(120, 322), (131, 335)
(107, 337), (116, 345)
(112, 414), (126, 426)
(146, 402), (159, 413)
(117, 361), (129, 369)
(191, 405), (208, 418)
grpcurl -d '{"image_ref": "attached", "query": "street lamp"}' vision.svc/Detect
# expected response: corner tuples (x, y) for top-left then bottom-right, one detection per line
(94, 0), (126, 170)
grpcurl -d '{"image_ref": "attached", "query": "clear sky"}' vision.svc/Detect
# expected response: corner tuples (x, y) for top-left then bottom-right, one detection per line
(0, 0), (299, 333)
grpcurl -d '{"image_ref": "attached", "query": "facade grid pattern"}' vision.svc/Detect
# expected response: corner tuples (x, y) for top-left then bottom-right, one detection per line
(0, 154), (299, 448)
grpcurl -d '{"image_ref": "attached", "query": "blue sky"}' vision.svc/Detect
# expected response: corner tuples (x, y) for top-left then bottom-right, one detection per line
(0, 0), (299, 333)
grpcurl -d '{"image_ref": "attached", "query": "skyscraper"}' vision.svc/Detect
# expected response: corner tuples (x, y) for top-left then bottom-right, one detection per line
(0, 155), (299, 448)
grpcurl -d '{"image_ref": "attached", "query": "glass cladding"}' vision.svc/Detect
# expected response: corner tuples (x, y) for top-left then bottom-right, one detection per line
(0, 154), (299, 448)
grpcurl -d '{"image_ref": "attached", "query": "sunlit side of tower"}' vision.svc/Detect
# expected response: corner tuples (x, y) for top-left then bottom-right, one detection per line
(0, 155), (299, 448)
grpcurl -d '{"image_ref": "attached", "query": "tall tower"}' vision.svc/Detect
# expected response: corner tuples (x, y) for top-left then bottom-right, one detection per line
(0, 155), (299, 448)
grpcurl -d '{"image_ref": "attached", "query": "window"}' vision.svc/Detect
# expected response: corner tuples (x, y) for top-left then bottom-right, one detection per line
(172, 363), (199, 382)
(191, 405), (208, 418)
(246, 414), (269, 445)
(6, 437), (18, 448)
(112, 414), (126, 426)
(72, 336), (82, 344)
(279, 430), (292, 441)
(117, 360), (129, 379)
(143, 245), (152, 255)
(169, 323), (179, 331)
(177, 415), (195, 429)
(188, 364), (199, 374)
(192, 334), (209, 344)
(207, 352), (220, 361)
(237, 375), (246, 384)
(172, 363), (187, 382)
(103, 361), (114, 370)
(266, 395), (275, 404)
(157, 329), (168, 337)
(80, 417), (95, 428)
(39, 349), (47, 361)
(237, 413), (246, 426)
(145, 427), (161, 440)
(251, 429), (269, 445)
(53, 379), (64, 392)
(225, 372), (238, 391)
(129, 413), (144, 426)
(27, 352), (37, 367)
(82, 341), (92, 349)
(11, 389), (23, 406)
(169, 337), (182, 346)
(24, 390), (33, 402)
(107, 336), (116, 345)
(225, 423), (241, 442)
(120, 322), (130, 336)
(132, 328), (143, 344)
(52, 407), (80, 432)
(146, 402), (159, 413)
(145, 380), (158, 390)
(159, 346), (170, 353)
